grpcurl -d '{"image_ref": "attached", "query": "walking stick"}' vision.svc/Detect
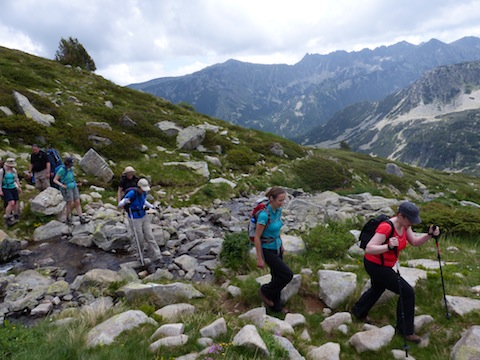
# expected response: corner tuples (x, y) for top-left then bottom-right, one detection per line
(128, 207), (144, 266)
(395, 258), (409, 357)
(434, 232), (451, 319)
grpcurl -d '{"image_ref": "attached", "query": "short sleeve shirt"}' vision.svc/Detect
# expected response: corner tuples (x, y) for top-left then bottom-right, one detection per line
(365, 222), (407, 267)
(257, 204), (283, 250)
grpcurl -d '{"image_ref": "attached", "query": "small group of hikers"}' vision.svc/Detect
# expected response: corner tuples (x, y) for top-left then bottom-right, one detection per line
(253, 186), (441, 344)
(3, 147), (445, 342)
(1, 144), (87, 226)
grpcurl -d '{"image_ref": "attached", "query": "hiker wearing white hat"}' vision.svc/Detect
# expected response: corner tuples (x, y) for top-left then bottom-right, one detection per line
(117, 165), (139, 203)
(0, 158), (22, 227)
(118, 177), (162, 272)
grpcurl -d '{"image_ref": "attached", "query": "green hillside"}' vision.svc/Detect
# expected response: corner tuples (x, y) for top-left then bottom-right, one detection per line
(1, 46), (480, 360)
(2, 45), (480, 208)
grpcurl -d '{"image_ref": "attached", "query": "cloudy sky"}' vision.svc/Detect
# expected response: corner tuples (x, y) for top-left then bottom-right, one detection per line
(1, 0), (479, 86)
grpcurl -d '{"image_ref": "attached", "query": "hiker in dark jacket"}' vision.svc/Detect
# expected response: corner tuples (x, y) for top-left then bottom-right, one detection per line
(254, 187), (293, 314)
(352, 201), (440, 343)
(117, 166), (139, 203)
(29, 144), (50, 191)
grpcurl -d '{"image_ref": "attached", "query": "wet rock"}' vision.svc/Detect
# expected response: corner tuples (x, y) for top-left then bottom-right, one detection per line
(0, 236), (22, 263)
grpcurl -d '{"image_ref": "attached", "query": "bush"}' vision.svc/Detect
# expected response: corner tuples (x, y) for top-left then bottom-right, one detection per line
(303, 220), (357, 260)
(292, 155), (351, 192)
(420, 201), (480, 237)
(225, 147), (258, 171)
(220, 232), (253, 272)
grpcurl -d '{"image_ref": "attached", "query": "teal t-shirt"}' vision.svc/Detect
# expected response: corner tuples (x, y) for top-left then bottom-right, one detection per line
(57, 166), (76, 189)
(2, 171), (16, 189)
(257, 204), (283, 250)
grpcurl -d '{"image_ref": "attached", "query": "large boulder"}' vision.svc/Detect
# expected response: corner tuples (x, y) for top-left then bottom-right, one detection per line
(176, 126), (206, 150)
(79, 148), (114, 182)
(30, 187), (65, 215)
(13, 91), (55, 126)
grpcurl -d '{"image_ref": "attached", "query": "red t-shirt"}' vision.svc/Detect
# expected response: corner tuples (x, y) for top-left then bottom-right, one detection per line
(365, 222), (407, 267)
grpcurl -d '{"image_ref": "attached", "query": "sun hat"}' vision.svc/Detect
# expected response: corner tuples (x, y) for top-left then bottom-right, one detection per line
(137, 178), (151, 192)
(5, 158), (16, 167)
(123, 166), (136, 174)
(398, 201), (421, 224)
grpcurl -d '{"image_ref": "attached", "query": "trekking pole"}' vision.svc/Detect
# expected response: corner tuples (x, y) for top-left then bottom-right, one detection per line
(395, 258), (409, 357)
(434, 230), (451, 319)
(128, 207), (144, 266)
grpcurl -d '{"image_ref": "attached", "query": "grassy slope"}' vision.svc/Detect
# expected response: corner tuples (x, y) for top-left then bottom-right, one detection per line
(1, 47), (480, 359)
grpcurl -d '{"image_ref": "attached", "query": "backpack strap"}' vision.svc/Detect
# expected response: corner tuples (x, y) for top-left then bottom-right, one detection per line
(379, 220), (395, 266)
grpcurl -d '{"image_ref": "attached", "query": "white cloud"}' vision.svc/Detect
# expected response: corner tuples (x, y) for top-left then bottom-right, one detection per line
(1, 0), (480, 85)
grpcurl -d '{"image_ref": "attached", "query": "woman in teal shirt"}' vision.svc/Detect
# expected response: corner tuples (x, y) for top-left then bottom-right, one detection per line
(53, 157), (88, 225)
(254, 187), (293, 313)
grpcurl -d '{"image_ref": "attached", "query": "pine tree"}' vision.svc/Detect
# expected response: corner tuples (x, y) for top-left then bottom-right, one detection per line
(54, 37), (96, 71)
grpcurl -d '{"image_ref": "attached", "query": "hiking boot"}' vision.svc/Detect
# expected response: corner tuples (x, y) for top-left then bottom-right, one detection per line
(79, 216), (89, 224)
(258, 288), (274, 308)
(4, 216), (14, 227)
(13, 214), (19, 221)
(65, 217), (72, 226)
(405, 334), (422, 343)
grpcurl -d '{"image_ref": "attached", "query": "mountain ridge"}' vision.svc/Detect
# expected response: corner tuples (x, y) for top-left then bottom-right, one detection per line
(129, 36), (480, 139)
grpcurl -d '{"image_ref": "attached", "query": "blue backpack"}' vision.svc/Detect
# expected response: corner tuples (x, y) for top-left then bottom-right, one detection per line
(47, 148), (63, 173)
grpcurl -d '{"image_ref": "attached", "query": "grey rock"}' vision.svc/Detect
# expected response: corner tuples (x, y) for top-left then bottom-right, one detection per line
(446, 295), (480, 316)
(30, 187), (65, 216)
(349, 325), (395, 353)
(176, 126), (206, 150)
(150, 323), (185, 341)
(274, 335), (305, 360)
(451, 325), (480, 360)
(79, 148), (114, 182)
(154, 303), (196, 322)
(318, 270), (357, 310)
(149, 334), (188, 352)
(13, 91), (55, 126)
(86, 310), (156, 347)
(307, 342), (341, 360)
(199, 317), (227, 339)
(232, 324), (269, 357)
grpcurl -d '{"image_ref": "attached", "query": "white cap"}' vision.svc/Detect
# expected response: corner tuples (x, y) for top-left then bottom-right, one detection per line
(137, 178), (151, 191)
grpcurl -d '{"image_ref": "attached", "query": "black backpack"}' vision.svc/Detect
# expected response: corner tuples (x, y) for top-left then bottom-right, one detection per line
(359, 214), (395, 250)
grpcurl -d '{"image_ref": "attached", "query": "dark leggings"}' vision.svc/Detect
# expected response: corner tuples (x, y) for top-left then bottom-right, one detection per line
(352, 258), (415, 335)
(260, 248), (294, 312)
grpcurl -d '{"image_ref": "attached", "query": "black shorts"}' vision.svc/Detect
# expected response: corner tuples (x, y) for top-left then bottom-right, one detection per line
(2, 188), (19, 202)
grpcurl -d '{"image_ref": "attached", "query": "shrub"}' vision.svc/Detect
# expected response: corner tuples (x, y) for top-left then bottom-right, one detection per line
(292, 155), (351, 192)
(220, 232), (253, 272)
(225, 147), (258, 171)
(303, 220), (357, 260)
(420, 201), (480, 237)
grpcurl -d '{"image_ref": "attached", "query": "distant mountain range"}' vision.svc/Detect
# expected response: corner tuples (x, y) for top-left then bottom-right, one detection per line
(129, 36), (480, 140)
(302, 60), (480, 174)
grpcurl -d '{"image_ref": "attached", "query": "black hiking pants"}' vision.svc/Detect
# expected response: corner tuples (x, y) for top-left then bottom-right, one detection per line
(352, 258), (415, 335)
(261, 248), (294, 312)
